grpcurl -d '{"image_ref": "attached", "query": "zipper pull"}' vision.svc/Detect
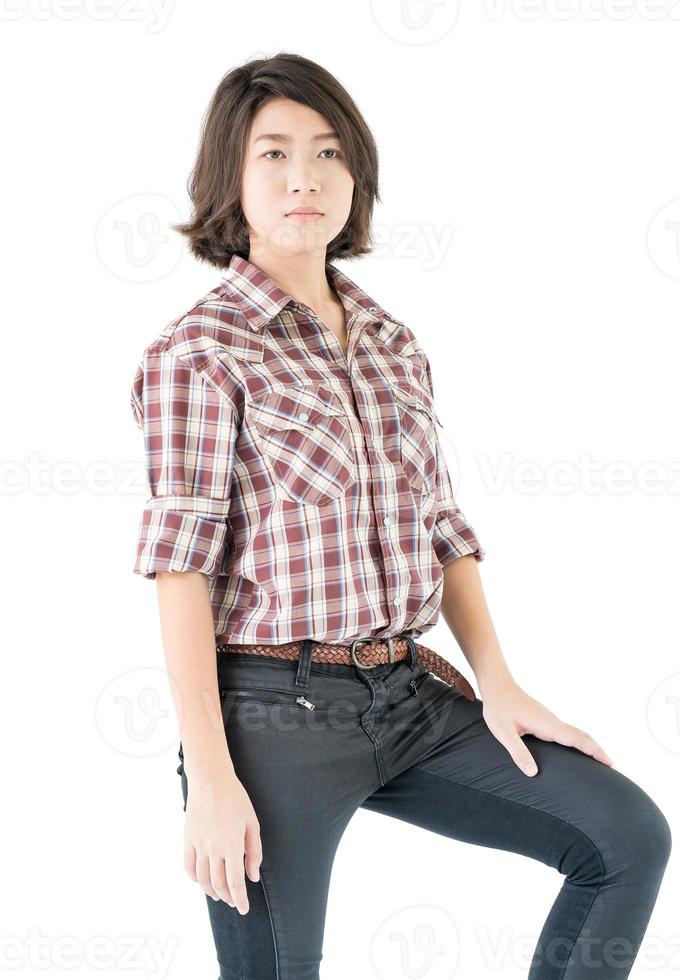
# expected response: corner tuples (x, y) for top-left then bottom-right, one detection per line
(409, 679), (419, 697)
(296, 695), (316, 710)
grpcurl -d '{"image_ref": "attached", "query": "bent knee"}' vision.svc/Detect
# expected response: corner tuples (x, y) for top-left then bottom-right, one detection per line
(562, 772), (671, 885)
(628, 791), (672, 868)
(598, 778), (672, 876)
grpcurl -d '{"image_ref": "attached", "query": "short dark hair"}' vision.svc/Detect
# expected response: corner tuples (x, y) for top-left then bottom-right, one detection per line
(171, 52), (381, 269)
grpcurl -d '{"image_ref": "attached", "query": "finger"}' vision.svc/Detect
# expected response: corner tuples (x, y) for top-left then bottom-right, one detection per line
(225, 851), (250, 915)
(209, 854), (236, 907)
(195, 852), (220, 901)
(183, 841), (198, 882)
(587, 740), (615, 767)
(244, 821), (262, 882)
(504, 731), (538, 776)
(554, 725), (615, 767)
(536, 722), (614, 765)
(524, 715), (616, 769)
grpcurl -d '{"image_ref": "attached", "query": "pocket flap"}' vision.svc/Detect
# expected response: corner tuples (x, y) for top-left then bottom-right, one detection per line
(392, 382), (442, 427)
(249, 385), (347, 433)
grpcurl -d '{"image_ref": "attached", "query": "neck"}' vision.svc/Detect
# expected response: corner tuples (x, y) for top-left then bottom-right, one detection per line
(246, 246), (336, 311)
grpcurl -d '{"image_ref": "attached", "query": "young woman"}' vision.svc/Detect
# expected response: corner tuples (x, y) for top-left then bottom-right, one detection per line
(130, 52), (671, 980)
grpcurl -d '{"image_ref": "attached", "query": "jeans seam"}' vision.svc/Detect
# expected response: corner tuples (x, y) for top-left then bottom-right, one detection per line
(259, 868), (280, 980)
(412, 763), (605, 980)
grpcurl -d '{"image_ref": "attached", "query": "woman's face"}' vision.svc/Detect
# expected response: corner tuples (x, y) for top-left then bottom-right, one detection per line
(241, 96), (355, 259)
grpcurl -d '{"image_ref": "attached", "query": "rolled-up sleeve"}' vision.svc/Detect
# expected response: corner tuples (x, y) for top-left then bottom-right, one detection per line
(430, 439), (486, 567)
(130, 347), (238, 580)
(421, 353), (486, 567)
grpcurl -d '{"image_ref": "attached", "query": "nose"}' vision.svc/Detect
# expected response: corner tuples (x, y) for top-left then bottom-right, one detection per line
(286, 161), (321, 195)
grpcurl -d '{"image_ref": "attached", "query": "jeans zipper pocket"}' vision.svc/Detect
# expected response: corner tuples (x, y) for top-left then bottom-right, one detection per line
(220, 686), (316, 711)
(409, 672), (430, 697)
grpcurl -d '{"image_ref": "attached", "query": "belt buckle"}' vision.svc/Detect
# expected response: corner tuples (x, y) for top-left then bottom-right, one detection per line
(350, 636), (395, 670)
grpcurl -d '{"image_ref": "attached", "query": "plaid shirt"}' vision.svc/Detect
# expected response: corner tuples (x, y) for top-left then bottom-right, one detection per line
(130, 254), (485, 644)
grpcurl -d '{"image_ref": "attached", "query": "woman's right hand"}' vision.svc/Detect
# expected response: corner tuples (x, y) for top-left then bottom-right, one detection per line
(183, 764), (262, 915)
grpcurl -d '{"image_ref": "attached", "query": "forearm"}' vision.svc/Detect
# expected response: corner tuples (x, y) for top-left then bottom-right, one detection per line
(155, 570), (235, 783)
(439, 555), (515, 696)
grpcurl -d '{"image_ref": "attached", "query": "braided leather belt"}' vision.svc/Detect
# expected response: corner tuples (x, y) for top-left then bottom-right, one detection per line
(215, 635), (476, 702)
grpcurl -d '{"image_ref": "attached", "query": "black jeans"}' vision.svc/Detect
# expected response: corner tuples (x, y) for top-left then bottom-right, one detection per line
(177, 640), (672, 979)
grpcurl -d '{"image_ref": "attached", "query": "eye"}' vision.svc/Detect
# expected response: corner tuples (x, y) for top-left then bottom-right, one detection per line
(262, 148), (344, 160)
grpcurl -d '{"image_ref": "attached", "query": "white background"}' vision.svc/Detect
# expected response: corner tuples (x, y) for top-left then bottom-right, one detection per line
(2, 1), (679, 977)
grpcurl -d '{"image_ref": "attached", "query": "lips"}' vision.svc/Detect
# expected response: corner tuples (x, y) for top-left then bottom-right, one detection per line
(286, 207), (323, 216)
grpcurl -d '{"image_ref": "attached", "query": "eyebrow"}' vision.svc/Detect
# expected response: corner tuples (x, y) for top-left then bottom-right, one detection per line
(252, 131), (341, 145)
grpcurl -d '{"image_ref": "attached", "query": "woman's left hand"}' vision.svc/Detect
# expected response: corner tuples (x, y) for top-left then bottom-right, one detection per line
(479, 676), (615, 777)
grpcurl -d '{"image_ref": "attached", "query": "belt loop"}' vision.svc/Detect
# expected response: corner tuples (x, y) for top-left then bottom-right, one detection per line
(294, 638), (313, 688)
(405, 636), (418, 671)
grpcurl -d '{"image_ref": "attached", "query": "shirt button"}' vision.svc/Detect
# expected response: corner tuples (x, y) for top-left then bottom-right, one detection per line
(368, 306), (378, 314)
(383, 516), (391, 526)
(393, 597), (401, 607)
(372, 437), (379, 446)
(298, 412), (309, 422)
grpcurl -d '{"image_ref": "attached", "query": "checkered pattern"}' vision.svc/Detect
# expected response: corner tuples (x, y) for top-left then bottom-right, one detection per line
(130, 254), (485, 644)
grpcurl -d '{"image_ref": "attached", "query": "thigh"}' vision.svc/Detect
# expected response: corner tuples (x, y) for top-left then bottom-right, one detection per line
(178, 656), (380, 980)
(362, 692), (670, 885)
(201, 801), (352, 980)
(362, 692), (671, 977)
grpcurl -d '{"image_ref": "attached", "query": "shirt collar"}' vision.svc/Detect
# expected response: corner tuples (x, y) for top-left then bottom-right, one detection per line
(220, 254), (400, 334)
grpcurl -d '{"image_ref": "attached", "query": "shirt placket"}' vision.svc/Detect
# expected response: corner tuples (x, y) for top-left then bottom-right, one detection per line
(347, 313), (409, 637)
(290, 303), (409, 637)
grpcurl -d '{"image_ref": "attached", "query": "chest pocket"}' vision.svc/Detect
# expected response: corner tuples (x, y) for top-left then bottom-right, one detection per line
(248, 384), (356, 507)
(392, 381), (441, 496)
